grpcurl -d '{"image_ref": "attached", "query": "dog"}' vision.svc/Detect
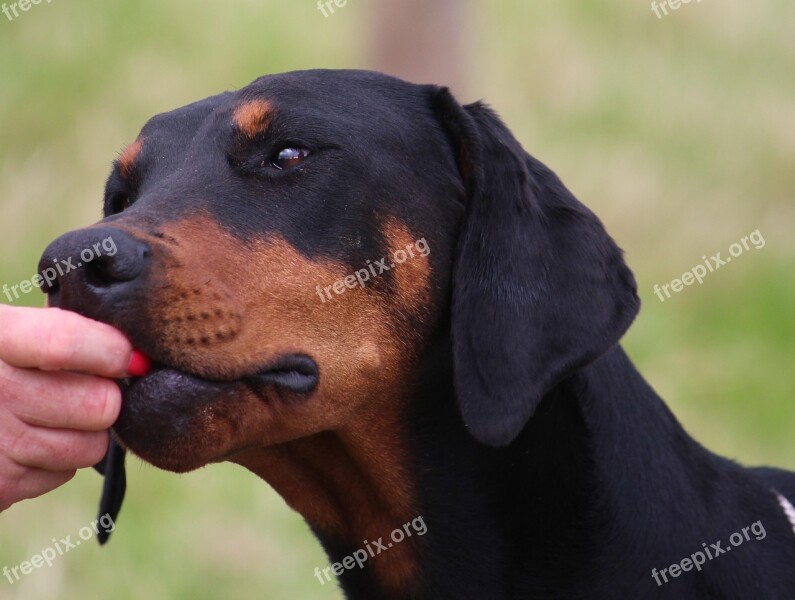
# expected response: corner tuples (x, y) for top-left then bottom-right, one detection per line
(38, 69), (795, 599)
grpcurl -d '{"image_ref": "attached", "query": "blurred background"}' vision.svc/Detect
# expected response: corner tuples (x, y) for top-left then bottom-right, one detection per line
(0, 0), (793, 598)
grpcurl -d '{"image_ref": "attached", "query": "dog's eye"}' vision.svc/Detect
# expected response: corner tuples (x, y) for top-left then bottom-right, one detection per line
(269, 147), (310, 170)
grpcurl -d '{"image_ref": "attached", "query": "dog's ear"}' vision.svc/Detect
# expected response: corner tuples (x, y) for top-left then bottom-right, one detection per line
(429, 87), (640, 447)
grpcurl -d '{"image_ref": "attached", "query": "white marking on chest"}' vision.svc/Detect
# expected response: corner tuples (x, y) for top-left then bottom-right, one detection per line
(775, 492), (795, 536)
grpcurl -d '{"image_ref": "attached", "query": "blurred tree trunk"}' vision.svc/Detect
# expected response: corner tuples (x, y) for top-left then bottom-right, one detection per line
(368, 0), (472, 100)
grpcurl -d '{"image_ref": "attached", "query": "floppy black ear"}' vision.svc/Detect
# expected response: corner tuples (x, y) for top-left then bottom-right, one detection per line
(430, 88), (640, 447)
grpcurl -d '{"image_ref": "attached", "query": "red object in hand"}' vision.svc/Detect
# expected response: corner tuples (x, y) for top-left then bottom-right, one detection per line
(127, 350), (152, 377)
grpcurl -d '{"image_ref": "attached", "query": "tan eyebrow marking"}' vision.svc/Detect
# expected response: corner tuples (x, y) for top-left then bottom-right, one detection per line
(117, 138), (143, 178)
(232, 99), (273, 138)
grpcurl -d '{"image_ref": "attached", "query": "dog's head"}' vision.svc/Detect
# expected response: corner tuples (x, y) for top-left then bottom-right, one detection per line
(39, 69), (639, 474)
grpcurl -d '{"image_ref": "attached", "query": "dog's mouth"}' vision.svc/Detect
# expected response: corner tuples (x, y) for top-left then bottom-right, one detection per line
(241, 354), (319, 394)
(113, 352), (319, 472)
(126, 352), (319, 396)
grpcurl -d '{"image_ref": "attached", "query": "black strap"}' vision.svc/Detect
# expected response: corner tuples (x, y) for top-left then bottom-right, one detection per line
(92, 433), (126, 545)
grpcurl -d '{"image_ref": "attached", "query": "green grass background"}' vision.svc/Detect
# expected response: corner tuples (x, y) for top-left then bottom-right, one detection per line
(0, 1), (793, 598)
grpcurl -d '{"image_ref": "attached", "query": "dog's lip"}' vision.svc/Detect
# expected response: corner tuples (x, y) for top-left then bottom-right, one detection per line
(244, 354), (319, 394)
(125, 353), (319, 396)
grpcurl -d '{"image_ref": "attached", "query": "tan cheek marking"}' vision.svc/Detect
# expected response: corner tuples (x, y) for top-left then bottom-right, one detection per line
(117, 138), (143, 177)
(139, 216), (428, 399)
(232, 99), (272, 137)
(127, 213), (435, 420)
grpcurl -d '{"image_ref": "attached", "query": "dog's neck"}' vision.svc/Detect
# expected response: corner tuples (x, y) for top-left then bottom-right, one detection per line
(236, 343), (791, 599)
(231, 391), (426, 598)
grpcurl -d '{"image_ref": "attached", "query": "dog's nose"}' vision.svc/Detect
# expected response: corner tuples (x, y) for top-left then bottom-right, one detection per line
(38, 227), (150, 312)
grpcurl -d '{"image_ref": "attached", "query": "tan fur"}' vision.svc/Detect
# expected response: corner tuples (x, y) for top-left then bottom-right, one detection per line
(232, 99), (273, 137)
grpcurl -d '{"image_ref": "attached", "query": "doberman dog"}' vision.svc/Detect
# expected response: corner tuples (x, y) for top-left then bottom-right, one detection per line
(39, 69), (795, 599)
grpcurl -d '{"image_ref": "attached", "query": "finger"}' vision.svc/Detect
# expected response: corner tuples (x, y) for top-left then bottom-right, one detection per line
(0, 366), (121, 431)
(0, 305), (132, 377)
(2, 424), (110, 471)
(0, 466), (76, 512)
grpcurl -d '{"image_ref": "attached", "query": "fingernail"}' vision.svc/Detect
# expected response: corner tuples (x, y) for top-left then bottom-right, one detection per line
(127, 350), (151, 377)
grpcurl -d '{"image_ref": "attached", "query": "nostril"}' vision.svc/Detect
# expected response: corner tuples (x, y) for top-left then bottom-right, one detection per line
(84, 241), (149, 288)
(85, 255), (122, 287)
